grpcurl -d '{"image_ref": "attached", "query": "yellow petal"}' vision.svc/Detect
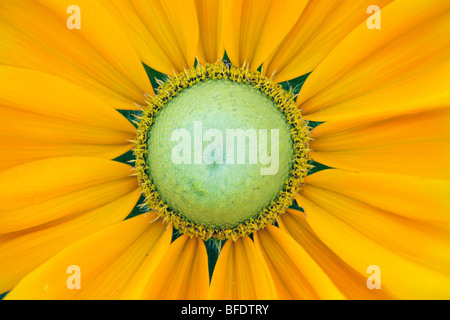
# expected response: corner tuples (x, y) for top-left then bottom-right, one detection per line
(303, 169), (450, 223)
(299, 185), (450, 276)
(0, 0), (153, 110)
(298, 0), (450, 126)
(119, 223), (174, 300)
(264, 0), (393, 82)
(104, 0), (199, 75)
(254, 225), (345, 299)
(140, 235), (209, 300)
(310, 108), (450, 179)
(4, 213), (170, 300)
(0, 189), (141, 294)
(0, 66), (136, 171)
(208, 237), (277, 300)
(195, 0), (225, 64)
(0, 157), (136, 234)
(296, 186), (450, 299)
(72, 214), (172, 300)
(279, 209), (391, 299)
(222, 0), (308, 71)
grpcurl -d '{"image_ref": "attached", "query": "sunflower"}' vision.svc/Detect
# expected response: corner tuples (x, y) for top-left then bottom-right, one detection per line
(1, 0), (449, 300)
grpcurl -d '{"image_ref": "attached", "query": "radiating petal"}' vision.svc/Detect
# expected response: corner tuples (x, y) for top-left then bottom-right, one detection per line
(0, 189), (141, 294)
(303, 169), (450, 223)
(139, 235), (209, 300)
(0, 67), (136, 171)
(296, 180), (450, 299)
(103, 0), (199, 75)
(0, 157), (136, 234)
(310, 108), (450, 179)
(298, 185), (450, 275)
(208, 237), (277, 300)
(222, 0), (308, 71)
(195, 0), (224, 64)
(279, 209), (391, 299)
(297, 0), (450, 127)
(4, 213), (171, 300)
(71, 214), (172, 300)
(0, 0), (153, 110)
(118, 224), (174, 300)
(254, 225), (345, 299)
(264, 0), (392, 82)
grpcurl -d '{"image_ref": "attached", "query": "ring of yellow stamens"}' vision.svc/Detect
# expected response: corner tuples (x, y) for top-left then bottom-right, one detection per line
(134, 62), (311, 241)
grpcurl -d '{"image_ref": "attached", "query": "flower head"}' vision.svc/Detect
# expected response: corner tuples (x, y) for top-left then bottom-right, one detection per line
(1, 0), (449, 300)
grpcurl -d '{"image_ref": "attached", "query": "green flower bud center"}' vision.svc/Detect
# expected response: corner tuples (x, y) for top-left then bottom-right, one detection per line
(146, 79), (294, 229)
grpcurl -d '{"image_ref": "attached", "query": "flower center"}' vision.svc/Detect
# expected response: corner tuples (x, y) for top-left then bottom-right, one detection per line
(135, 63), (310, 240)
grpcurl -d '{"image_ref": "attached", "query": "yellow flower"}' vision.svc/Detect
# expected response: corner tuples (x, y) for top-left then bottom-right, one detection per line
(1, 0), (449, 300)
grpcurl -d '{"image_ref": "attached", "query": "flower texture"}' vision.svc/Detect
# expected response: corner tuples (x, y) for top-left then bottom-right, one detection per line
(0, 0), (449, 300)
